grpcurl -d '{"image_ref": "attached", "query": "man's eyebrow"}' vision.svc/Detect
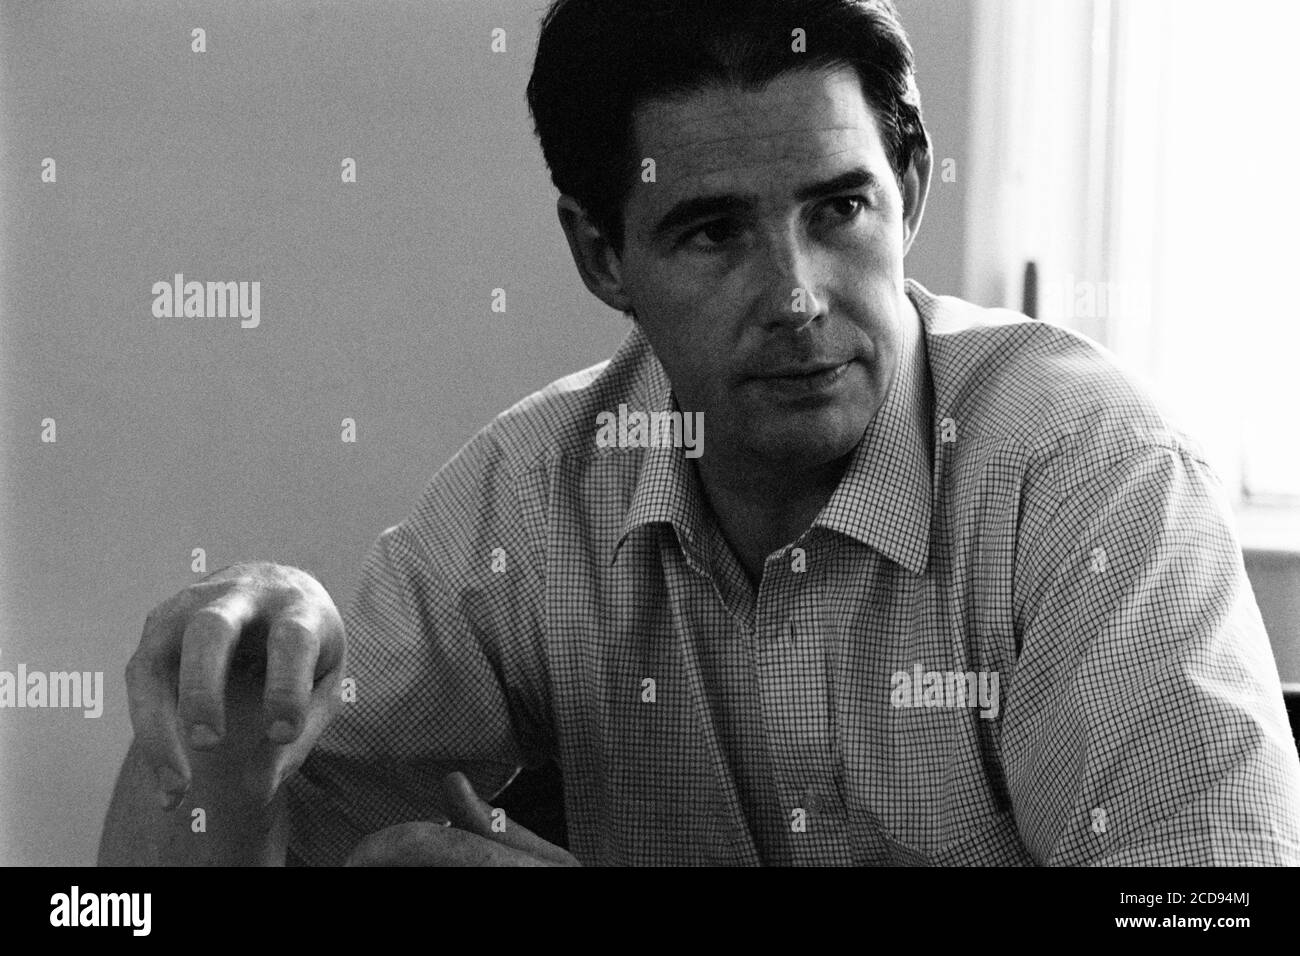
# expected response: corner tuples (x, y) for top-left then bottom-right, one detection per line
(651, 194), (756, 240)
(793, 167), (882, 202)
(650, 167), (883, 240)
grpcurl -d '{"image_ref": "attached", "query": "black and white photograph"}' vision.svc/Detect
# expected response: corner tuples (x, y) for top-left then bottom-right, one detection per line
(1, 0), (1297, 931)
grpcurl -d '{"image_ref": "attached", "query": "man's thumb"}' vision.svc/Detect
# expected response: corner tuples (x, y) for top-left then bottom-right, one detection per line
(441, 771), (494, 836)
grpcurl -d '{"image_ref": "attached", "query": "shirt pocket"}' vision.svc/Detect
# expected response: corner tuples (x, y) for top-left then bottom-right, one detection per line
(876, 809), (1037, 866)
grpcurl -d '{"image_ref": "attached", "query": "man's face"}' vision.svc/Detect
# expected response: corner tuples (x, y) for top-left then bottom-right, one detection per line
(616, 66), (916, 471)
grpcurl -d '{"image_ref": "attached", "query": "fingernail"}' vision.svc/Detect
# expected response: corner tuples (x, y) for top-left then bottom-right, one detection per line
(155, 767), (187, 809)
(189, 724), (220, 748)
(267, 720), (296, 743)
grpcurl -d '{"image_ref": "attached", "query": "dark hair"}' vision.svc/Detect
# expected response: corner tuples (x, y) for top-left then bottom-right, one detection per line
(526, 0), (929, 252)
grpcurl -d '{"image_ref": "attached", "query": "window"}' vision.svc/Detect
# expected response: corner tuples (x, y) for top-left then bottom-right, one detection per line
(965, 0), (1300, 506)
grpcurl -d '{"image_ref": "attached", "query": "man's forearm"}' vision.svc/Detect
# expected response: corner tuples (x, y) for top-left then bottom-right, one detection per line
(97, 739), (289, 866)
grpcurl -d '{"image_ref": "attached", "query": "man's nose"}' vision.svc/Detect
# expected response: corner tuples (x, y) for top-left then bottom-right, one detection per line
(759, 234), (827, 331)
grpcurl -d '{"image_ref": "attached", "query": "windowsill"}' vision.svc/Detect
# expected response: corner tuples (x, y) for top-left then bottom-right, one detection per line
(1234, 501), (1300, 558)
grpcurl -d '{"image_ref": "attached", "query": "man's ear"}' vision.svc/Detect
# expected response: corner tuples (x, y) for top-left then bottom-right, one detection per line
(556, 196), (632, 314)
(900, 136), (933, 257)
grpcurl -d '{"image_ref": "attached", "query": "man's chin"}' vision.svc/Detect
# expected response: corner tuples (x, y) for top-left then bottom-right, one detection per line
(745, 422), (866, 470)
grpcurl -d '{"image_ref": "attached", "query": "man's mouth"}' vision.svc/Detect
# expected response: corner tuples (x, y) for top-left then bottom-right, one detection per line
(752, 360), (855, 395)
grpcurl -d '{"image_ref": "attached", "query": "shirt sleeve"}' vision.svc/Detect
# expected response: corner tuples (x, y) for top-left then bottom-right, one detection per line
(284, 427), (553, 866)
(1003, 438), (1300, 865)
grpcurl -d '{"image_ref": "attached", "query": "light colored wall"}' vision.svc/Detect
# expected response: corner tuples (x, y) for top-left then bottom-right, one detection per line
(1244, 554), (1300, 685)
(897, 0), (974, 298)
(0, 0), (977, 865)
(0, 0), (628, 866)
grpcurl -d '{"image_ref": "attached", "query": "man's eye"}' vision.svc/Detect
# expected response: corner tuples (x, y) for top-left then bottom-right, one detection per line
(685, 220), (738, 248)
(820, 196), (868, 223)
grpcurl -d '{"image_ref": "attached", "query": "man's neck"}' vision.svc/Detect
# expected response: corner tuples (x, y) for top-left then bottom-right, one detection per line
(693, 447), (855, 587)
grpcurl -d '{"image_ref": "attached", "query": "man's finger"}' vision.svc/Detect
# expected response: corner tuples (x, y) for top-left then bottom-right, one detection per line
(240, 672), (343, 805)
(442, 770), (494, 833)
(176, 590), (256, 747)
(124, 647), (189, 810)
(261, 613), (321, 745)
(441, 771), (580, 866)
(345, 821), (554, 867)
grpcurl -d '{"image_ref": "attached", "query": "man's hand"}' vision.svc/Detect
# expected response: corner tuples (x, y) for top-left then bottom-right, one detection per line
(344, 772), (581, 866)
(125, 562), (346, 811)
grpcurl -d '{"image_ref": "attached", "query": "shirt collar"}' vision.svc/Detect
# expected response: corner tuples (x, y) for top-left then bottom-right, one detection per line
(612, 280), (934, 575)
(610, 329), (711, 568)
(810, 279), (932, 574)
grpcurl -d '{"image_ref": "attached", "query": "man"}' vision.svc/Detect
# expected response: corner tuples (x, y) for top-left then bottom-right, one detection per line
(99, 0), (1300, 866)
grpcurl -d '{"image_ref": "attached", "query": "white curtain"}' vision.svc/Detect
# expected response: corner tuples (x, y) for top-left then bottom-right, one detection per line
(966, 0), (1300, 501)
